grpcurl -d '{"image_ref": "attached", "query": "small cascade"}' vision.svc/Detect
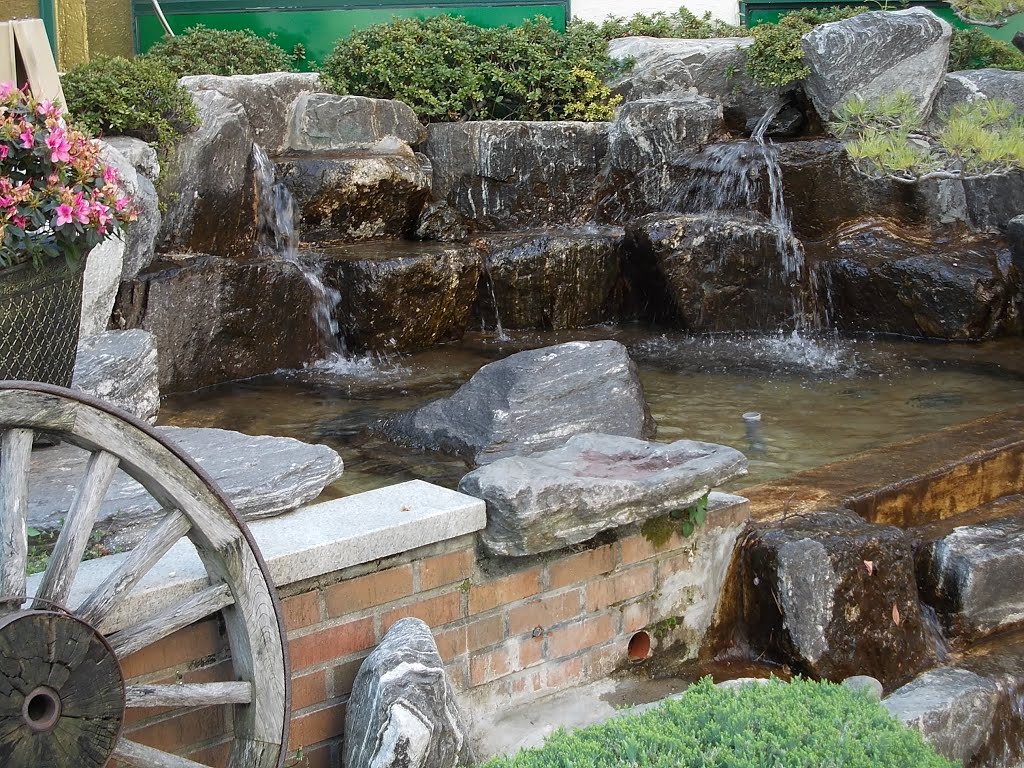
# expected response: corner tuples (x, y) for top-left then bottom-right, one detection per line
(252, 144), (344, 358)
(480, 261), (509, 343)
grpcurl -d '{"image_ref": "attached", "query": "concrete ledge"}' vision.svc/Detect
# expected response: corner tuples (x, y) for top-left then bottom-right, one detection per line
(32, 480), (486, 634)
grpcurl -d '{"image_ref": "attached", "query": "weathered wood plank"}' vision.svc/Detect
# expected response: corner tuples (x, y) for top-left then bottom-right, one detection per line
(113, 738), (211, 768)
(125, 681), (252, 708)
(11, 19), (66, 107)
(76, 508), (191, 628)
(35, 450), (120, 608)
(0, 428), (32, 599)
(0, 390), (77, 434)
(108, 583), (233, 658)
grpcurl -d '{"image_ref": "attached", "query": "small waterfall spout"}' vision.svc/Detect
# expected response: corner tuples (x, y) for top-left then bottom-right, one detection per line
(252, 144), (343, 357)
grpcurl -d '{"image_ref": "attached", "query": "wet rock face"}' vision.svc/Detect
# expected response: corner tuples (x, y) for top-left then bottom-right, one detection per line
(607, 36), (780, 130)
(916, 514), (1024, 641)
(73, 330), (160, 424)
(181, 72), (322, 156)
(598, 95), (722, 221)
(343, 618), (474, 768)
(286, 93), (425, 154)
(157, 90), (259, 258)
(275, 153), (430, 242)
(460, 433), (747, 556)
(112, 255), (322, 392)
(475, 228), (623, 330)
(800, 8), (952, 121)
(816, 222), (1018, 340)
(422, 121), (608, 231)
(625, 213), (804, 331)
(930, 69), (1024, 124)
(320, 241), (482, 353)
(380, 340), (656, 466)
(1011, 215), (1024, 274)
(732, 510), (938, 689)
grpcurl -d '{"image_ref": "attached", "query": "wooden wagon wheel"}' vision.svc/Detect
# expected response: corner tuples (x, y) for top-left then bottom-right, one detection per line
(0, 381), (290, 768)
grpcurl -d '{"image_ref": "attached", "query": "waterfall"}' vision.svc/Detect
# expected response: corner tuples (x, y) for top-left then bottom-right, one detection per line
(252, 144), (343, 357)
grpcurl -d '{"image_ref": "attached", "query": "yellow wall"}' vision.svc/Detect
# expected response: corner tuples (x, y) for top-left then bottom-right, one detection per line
(86, 0), (132, 58)
(1, 0), (133, 69)
(0, 1), (40, 21)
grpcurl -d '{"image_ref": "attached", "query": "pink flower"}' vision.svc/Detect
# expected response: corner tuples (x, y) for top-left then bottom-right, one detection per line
(54, 203), (74, 227)
(45, 127), (71, 163)
(18, 125), (33, 149)
(0, 82), (13, 100)
(102, 164), (119, 185)
(0, 144), (8, 160)
(72, 192), (91, 224)
(11, 214), (27, 229)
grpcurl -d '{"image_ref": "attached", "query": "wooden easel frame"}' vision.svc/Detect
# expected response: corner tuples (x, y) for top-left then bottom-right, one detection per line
(0, 19), (65, 107)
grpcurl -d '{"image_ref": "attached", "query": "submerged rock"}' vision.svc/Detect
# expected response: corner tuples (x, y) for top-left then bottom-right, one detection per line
(73, 330), (159, 424)
(343, 618), (474, 768)
(475, 228), (623, 330)
(422, 121), (608, 231)
(286, 93), (425, 154)
(379, 340), (656, 465)
(816, 222), (1017, 340)
(27, 426), (344, 548)
(730, 510), (938, 689)
(275, 152), (430, 242)
(916, 514), (1024, 641)
(112, 254), (323, 392)
(460, 433), (747, 556)
(320, 241), (481, 353)
(801, 8), (951, 121)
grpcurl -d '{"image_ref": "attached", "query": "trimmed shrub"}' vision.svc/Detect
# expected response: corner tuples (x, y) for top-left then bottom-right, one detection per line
(483, 677), (956, 768)
(591, 7), (746, 39)
(948, 27), (1024, 71)
(62, 54), (198, 153)
(321, 15), (621, 122)
(145, 25), (296, 76)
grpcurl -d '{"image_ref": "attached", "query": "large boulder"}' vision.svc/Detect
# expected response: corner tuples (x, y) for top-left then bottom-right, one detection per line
(379, 340), (656, 465)
(182, 72), (322, 156)
(624, 213), (807, 331)
(608, 36), (782, 129)
(729, 510), (939, 689)
(157, 90), (258, 258)
(460, 433), (747, 556)
(275, 152), (430, 242)
(79, 236), (124, 338)
(815, 222), (1018, 340)
(319, 241), (482, 353)
(930, 69), (1024, 123)
(598, 95), (723, 220)
(286, 93), (425, 154)
(800, 8), (952, 121)
(73, 330), (159, 423)
(98, 140), (161, 281)
(100, 136), (159, 181)
(476, 228), (623, 330)
(343, 618), (473, 768)
(915, 514), (1024, 641)
(112, 254), (323, 392)
(422, 121), (608, 231)
(28, 426), (344, 548)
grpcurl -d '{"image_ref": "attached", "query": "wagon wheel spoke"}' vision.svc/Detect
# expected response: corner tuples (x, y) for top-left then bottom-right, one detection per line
(125, 681), (253, 708)
(114, 737), (214, 768)
(108, 583), (234, 658)
(0, 428), (32, 600)
(34, 449), (120, 609)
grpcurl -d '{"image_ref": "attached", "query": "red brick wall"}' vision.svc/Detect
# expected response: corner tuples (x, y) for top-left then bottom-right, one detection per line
(118, 509), (746, 766)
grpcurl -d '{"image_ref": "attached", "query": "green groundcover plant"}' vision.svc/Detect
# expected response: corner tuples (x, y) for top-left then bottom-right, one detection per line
(144, 25), (299, 77)
(948, 27), (1024, 70)
(482, 677), (955, 768)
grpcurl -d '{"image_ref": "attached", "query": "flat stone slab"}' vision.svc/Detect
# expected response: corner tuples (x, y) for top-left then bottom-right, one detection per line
(459, 432), (747, 556)
(27, 426), (344, 547)
(73, 329), (160, 424)
(916, 513), (1024, 640)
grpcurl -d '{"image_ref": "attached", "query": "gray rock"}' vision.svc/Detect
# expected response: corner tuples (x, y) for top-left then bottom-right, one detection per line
(1010, 215), (1024, 274)
(414, 202), (470, 242)
(842, 675), (883, 701)
(801, 8), (952, 121)
(460, 433), (747, 557)
(608, 36), (781, 128)
(343, 617), (473, 768)
(961, 171), (1024, 233)
(276, 152), (430, 242)
(380, 340), (656, 466)
(101, 136), (160, 181)
(182, 72), (322, 156)
(744, 105), (805, 138)
(728, 510), (939, 688)
(931, 69), (1024, 124)
(319, 241), (482, 353)
(598, 95), (723, 220)
(1016, 30), (1024, 53)
(73, 330), (159, 423)
(112, 254), (323, 392)
(423, 121), (608, 231)
(157, 90), (258, 259)
(97, 140), (161, 281)
(883, 667), (1000, 765)
(286, 93), (425, 154)
(27, 426), (344, 548)
(916, 514), (1024, 641)
(476, 228), (623, 330)
(79, 236), (124, 338)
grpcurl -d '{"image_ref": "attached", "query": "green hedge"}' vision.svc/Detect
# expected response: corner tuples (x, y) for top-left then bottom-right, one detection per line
(948, 27), (1024, 71)
(482, 677), (955, 768)
(145, 25), (297, 77)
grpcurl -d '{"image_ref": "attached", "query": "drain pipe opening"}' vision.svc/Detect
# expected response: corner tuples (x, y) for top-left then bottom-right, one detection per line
(627, 631), (652, 662)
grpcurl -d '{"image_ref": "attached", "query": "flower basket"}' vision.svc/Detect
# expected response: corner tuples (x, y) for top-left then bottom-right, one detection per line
(0, 254), (86, 387)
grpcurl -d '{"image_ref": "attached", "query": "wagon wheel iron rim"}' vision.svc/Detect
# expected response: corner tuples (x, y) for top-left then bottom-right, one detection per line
(0, 381), (291, 768)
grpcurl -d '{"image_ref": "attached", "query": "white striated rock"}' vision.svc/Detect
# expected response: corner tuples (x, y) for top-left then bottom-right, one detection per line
(286, 93), (425, 154)
(79, 236), (124, 338)
(73, 330), (159, 423)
